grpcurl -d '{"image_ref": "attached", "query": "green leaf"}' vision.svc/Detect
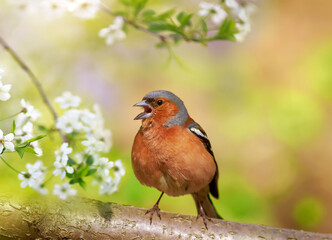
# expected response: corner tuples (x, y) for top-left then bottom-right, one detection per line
(11, 120), (16, 133)
(119, 0), (132, 7)
(86, 155), (94, 165)
(148, 21), (169, 32)
(177, 12), (193, 28)
(77, 165), (89, 177)
(78, 178), (86, 189)
(15, 135), (46, 149)
(148, 22), (181, 34)
(15, 147), (26, 159)
(38, 125), (47, 131)
(24, 147), (37, 155)
(16, 142), (29, 149)
(142, 9), (155, 18)
(157, 9), (175, 21)
(86, 168), (97, 177)
(66, 172), (74, 178)
(133, 0), (148, 17)
(26, 135), (46, 143)
(69, 178), (80, 184)
(213, 18), (238, 41)
(15, 145), (40, 158)
(200, 19), (208, 36)
(177, 12), (185, 22)
(68, 157), (76, 166)
(142, 9), (174, 23)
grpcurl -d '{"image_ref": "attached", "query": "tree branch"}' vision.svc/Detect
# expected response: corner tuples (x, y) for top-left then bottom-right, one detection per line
(0, 36), (67, 142)
(0, 196), (331, 239)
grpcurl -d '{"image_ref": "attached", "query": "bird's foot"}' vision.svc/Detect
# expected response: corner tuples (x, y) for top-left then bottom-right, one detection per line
(145, 203), (161, 225)
(196, 206), (212, 230)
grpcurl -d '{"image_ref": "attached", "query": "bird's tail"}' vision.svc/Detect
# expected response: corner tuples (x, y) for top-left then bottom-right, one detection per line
(192, 193), (222, 219)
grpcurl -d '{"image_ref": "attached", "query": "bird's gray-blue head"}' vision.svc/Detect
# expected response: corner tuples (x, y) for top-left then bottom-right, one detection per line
(133, 90), (189, 127)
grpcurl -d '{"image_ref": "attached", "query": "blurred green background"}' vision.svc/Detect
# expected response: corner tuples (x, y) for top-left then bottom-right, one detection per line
(1, 0), (332, 234)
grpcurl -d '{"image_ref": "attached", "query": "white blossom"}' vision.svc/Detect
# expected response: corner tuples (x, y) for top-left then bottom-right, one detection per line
(8, 0), (101, 19)
(225, 0), (240, 10)
(91, 104), (112, 151)
(0, 130), (15, 153)
(18, 160), (46, 189)
(99, 175), (120, 195)
(53, 143), (73, 179)
(53, 158), (74, 179)
(0, 79), (11, 101)
(15, 122), (43, 157)
(113, 159), (125, 177)
(56, 109), (83, 133)
(40, 0), (68, 18)
(68, 0), (100, 19)
(82, 136), (106, 154)
(99, 17), (126, 45)
(20, 99), (41, 120)
(55, 91), (81, 109)
(15, 99), (41, 130)
(74, 152), (86, 164)
(31, 140), (43, 157)
(18, 121), (33, 135)
(79, 105), (112, 152)
(34, 185), (48, 195)
(97, 129), (112, 152)
(234, 21), (251, 42)
(94, 157), (114, 177)
(18, 133), (43, 157)
(231, 2), (256, 42)
(79, 108), (97, 132)
(55, 142), (72, 162)
(7, 0), (40, 14)
(198, 2), (227, 24)
(53, 183), (77, 200)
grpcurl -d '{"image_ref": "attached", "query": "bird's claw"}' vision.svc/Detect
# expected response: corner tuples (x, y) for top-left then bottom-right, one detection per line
(196, 207), (212, 230)
(145, 203), (161, 224)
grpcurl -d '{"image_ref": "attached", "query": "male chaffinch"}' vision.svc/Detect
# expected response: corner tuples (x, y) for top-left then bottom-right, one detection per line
(132, 90), (221, 229)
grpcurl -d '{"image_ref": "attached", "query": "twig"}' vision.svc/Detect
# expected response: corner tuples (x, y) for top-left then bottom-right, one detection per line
(0, 110), (22, 122)
(0, 156), (22, 174)
(99, 3), (168, 42)
(99, 3), (203, 43)
(0, 36), (67, 142)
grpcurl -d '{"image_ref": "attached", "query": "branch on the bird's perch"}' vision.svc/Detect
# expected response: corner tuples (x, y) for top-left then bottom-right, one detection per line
(0, 196), (331, 240)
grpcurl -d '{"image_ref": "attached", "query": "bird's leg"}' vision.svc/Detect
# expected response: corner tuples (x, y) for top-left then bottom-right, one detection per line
(145, 192), (164, 225)
(194, 193), (212, 230)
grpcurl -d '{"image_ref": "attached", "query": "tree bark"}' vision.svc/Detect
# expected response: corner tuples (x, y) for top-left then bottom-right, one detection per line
(0, 196), (331, 240)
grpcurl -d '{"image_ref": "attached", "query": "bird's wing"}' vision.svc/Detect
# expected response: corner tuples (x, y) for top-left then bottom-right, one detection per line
(186, 121), (219, 199)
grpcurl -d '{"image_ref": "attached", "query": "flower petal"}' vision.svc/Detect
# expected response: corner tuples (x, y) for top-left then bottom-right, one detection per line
(4, 142), (15, 152)
(4, 133), (14, 141)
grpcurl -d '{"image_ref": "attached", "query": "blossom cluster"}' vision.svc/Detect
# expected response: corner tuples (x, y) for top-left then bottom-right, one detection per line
(0, 69), (11, 101)
(199, 0), (256, 42)
(15, 99), (43, 156)
(7, 0), (127, 46)
(0, 73), (125, 200)
(55, 91), (125, 195)
(7, 0), (101, 19)
(0, 70), (14, 155)
(99, 17), (126, 46)
(7, 0), (257, 47)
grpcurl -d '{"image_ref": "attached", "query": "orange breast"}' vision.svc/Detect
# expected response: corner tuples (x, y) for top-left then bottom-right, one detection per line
(131, 124), (216, 196)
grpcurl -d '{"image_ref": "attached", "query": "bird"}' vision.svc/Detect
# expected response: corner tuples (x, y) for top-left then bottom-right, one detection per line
(131, 90), (221, 229)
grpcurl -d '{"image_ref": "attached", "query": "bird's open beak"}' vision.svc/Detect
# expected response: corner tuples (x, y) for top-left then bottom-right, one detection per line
(133, 100), (153, 120)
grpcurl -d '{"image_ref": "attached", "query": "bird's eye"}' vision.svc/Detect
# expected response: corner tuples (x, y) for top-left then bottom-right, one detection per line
(157, 100), (163, 106)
